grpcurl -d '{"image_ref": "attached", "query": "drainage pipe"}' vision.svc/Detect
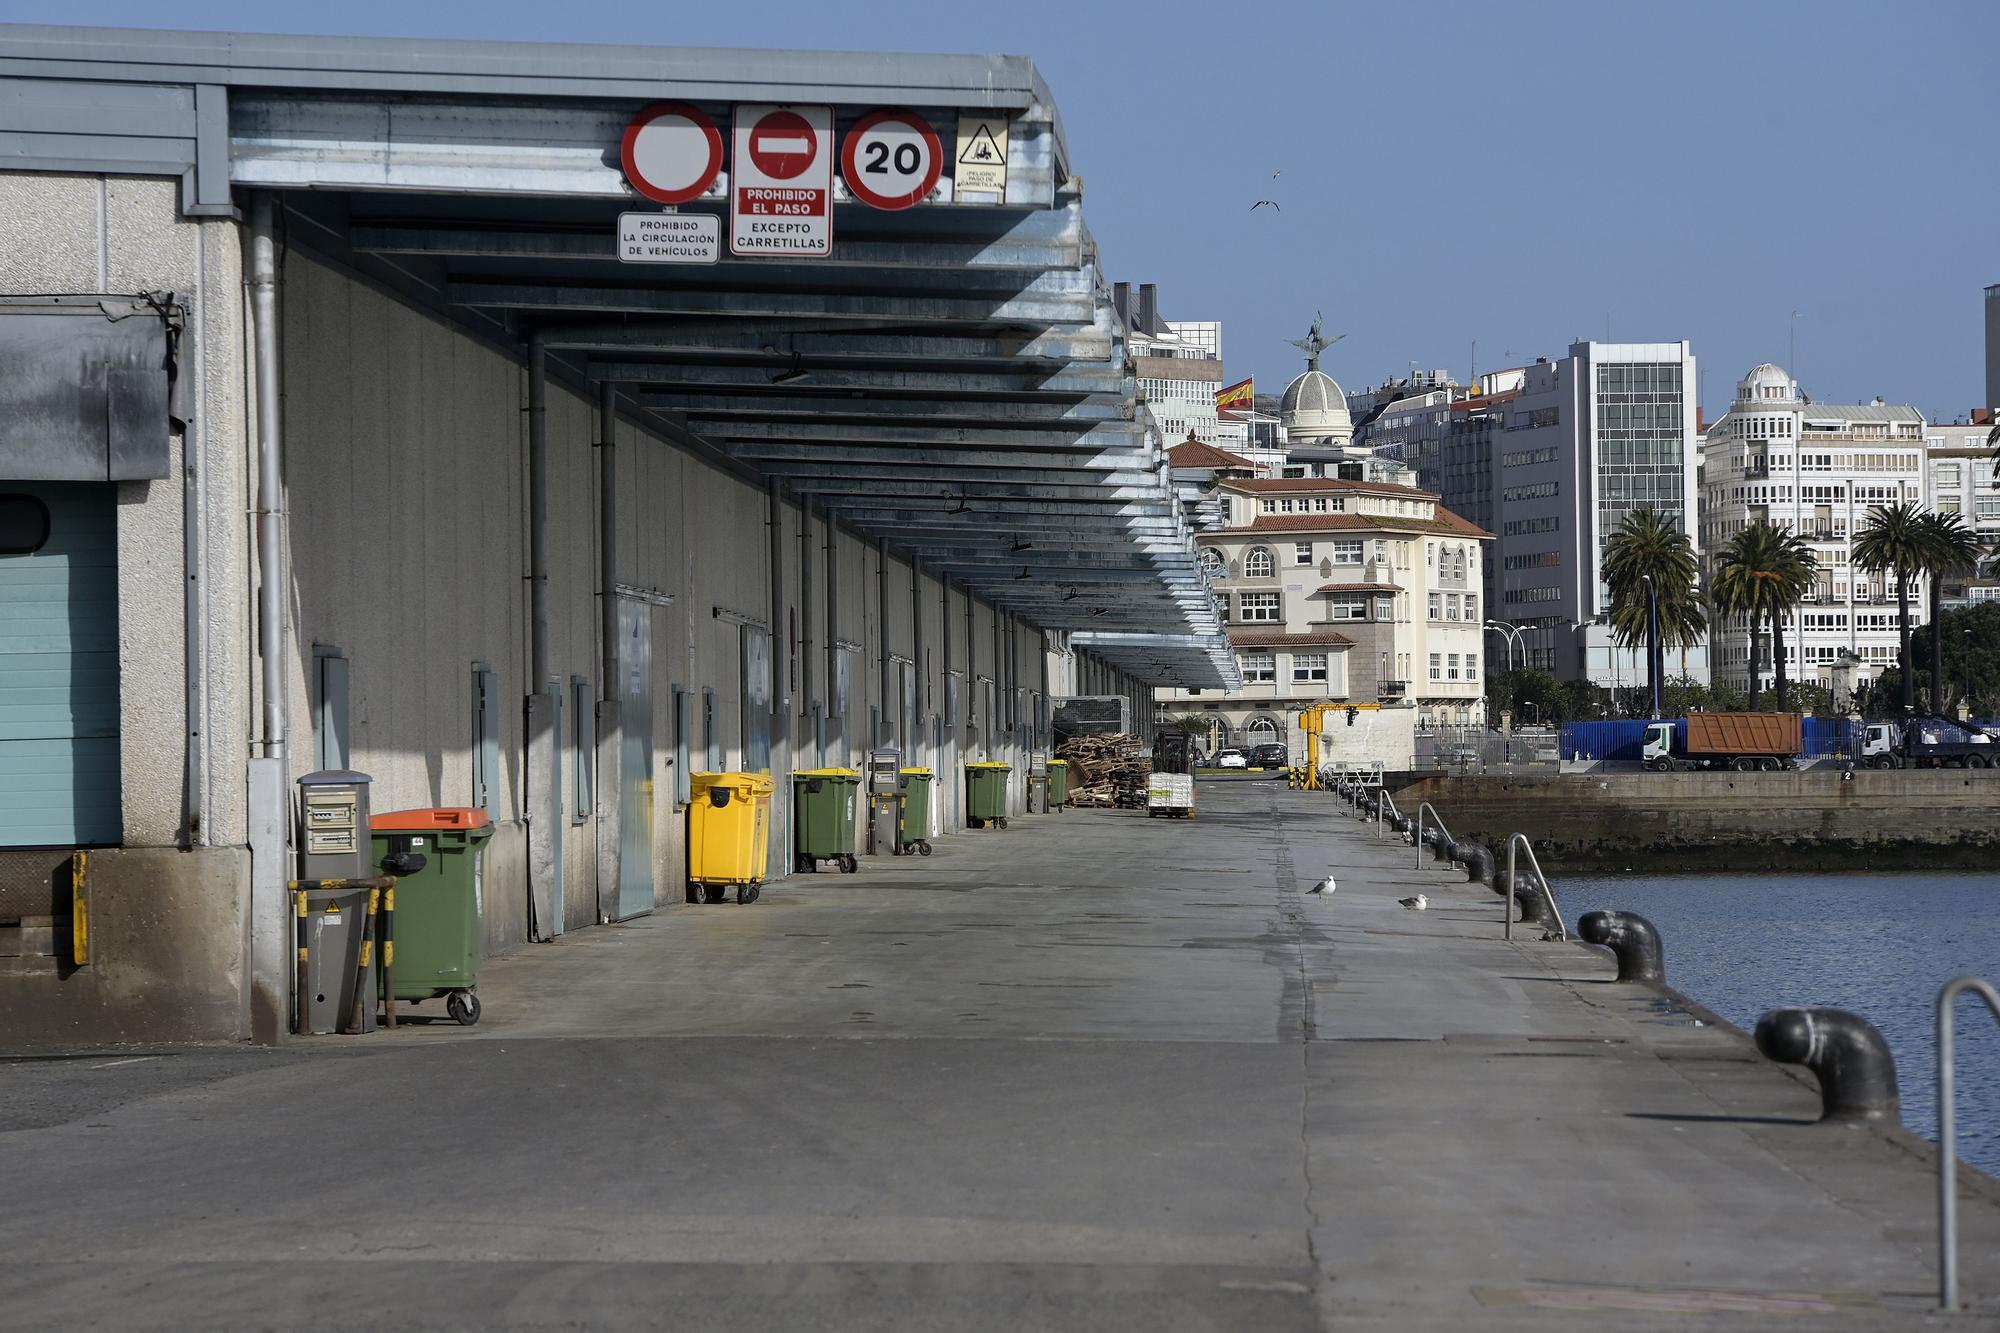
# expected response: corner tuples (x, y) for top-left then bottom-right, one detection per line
(527, 334), (551, 689)
(249, 195), (285, 762)
(598, 381), (617, 692)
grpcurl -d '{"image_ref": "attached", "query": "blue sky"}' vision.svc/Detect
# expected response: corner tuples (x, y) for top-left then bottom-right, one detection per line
(12, 0), (1996, 419)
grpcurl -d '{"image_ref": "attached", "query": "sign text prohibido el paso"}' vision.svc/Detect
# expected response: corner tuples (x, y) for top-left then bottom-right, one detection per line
(731, 103), (833, 258)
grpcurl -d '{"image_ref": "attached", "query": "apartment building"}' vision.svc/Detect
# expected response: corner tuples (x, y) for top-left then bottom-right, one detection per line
(1114, 281), (1225, 443)
(1925, 413), (2000, 608)
(1700, 363), (1927, 691)
(1156, 477), (1492, 753)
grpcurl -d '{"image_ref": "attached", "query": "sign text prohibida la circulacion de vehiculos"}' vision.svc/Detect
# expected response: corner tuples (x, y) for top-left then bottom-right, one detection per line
(730, 103), (833, 258)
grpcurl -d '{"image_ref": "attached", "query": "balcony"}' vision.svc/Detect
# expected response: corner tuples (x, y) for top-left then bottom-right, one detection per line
(1378, 680), (1408, 698)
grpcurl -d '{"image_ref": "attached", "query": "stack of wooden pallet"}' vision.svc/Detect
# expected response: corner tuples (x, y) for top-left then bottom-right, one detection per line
(1055, 733), (1149, 807)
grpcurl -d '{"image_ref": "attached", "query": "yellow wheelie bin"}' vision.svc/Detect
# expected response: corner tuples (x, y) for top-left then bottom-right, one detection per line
(688, 771), (775, 904)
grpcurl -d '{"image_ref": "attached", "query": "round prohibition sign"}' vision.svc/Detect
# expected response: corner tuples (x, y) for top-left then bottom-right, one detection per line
(840, 110), (943, 211)
(620, 101), (724, 205)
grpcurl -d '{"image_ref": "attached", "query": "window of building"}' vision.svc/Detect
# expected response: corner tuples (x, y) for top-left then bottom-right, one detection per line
(1428, 652), (1442, 681)
(1329, 595), (1368, 621)
(1332, 540), (1363, 565)
(1280, 499), (1296, 513)
(1242, 652), (1276, 683)
(1292, 652), (1328, 683)
(1427, 592), (1442, 620)
(1447, 653), (1461, 681)
(1466, 653), (1479, 679)
(1465, 595), (1478, 622)
(571, 676), (593, 823)
(1238, 592), (1281, 623)
(1445, 593), (1461, 621)
(1293, 542), (1313, 566)
(1244, 545), (1275, 578)
(1313, 498), (1330, 512)
(1261, 499), (1276, 514)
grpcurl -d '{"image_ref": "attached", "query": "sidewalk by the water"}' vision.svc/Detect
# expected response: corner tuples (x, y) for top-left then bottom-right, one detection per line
(1, 782), (1994, 1331)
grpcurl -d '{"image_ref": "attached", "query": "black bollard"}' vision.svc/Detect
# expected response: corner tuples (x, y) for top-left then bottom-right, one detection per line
(1513, 879), (1559, 929)
(1753, 1007), (1901, 1126)
(1451, 840), (1494, 886)
(1576, 910), (1664, 983)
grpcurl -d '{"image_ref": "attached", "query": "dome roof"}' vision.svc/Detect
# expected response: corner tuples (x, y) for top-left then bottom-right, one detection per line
(1736, 363), (1798, 403)
(1281, 368), (1352, 438)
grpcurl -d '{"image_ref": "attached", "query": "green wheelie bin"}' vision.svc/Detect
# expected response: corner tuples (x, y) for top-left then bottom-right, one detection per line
(1046, 759), (1070, 813)
(793, 768), (859, 874)
(897, 768), (934, 855)
(370, 807), (494, 1026)
(966, 761), (1012, 830)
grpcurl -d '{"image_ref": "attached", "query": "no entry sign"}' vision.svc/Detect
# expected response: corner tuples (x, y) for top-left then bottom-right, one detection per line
(840, 110), (943, 211)
(620, 102), (724, 206)
(731, 103), (833, 257)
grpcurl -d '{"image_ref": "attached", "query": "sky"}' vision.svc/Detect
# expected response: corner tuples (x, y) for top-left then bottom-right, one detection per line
(10, 0), (1996, 420)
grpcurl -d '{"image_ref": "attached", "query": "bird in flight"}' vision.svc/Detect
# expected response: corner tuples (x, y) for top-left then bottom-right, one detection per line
(1251, 199), (1280, 212)
(1398, 894), (1428, 911)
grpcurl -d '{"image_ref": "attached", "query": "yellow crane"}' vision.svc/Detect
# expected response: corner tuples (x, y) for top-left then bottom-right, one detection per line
(1292, 701), (1382, 790)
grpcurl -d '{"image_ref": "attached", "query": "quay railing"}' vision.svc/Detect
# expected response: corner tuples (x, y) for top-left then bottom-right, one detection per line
(1376, 788), (1400, 840)
(1414, 802), (1453, 868)
(1937, 975), (2000, 1312)
(1503, 833), (1566, 943)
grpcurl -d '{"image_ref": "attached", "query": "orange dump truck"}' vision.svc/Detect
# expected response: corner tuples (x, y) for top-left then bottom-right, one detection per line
(1642, 713), (1803, 772)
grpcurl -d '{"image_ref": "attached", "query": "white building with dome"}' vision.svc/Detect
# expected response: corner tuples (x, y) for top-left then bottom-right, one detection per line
(1699, 362), (1928, 697)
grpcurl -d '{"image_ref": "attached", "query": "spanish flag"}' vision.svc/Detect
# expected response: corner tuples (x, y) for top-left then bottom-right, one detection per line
(1215, 377), (1254, 414)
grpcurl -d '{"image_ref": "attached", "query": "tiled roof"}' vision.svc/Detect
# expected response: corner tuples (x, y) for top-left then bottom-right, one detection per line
(1241, 511), (1492, 539)
(1316, 582), (1403, 594)
(1167, 438), (1258, 470)
(1227, 628), (1357, 649)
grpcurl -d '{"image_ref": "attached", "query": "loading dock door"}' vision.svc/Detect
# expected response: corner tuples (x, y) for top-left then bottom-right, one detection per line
(0, 484), (121, 846)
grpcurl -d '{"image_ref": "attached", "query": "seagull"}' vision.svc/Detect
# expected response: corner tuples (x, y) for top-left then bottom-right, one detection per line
(1307, 876), (1335, 895)
(1250, 199), (1280, 212)
(1398, 894), (1428, 911)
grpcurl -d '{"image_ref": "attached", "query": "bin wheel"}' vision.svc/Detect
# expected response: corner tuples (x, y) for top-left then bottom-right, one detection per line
(997, 817), (1009, 830)
(703, 885), (727, 904)
(918, 842), (932, 857)
(446, 991), (481, 1026)
(840, 855), (858, 874)
(737, 884), (762, 905)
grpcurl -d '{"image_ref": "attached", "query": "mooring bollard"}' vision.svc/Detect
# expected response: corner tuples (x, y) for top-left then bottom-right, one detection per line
(1513, 879), (1559, 929)
(1576, 910), (1665, 983)
(1451, 840), (1494, 887)
(1753, 1006), (1901, 1126)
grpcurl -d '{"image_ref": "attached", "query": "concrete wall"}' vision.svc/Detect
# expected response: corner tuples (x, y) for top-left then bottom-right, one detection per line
(0, 173), (254, 1045)
(1397, 770), (2000, 871)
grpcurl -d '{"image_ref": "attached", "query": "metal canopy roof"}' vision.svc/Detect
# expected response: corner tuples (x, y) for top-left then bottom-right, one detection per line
(0, 24), (1235, 688)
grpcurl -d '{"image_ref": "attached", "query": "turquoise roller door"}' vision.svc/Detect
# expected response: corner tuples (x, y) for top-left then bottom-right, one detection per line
(0, 484), (121, 846)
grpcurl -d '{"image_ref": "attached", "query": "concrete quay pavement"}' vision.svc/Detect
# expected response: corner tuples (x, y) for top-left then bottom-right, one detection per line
(3, 782), (1996, 1331)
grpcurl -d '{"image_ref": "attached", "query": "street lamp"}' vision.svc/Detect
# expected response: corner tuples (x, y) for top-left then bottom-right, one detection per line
(1483, 620), (1524, 672)
(1962, 628), (1975, 720)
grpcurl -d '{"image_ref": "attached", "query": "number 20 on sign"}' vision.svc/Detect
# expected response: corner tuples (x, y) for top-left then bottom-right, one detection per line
(840, 110), (943, 211)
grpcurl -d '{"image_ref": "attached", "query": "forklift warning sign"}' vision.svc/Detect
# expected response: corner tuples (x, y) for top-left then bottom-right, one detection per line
(731, 103), (833, 257)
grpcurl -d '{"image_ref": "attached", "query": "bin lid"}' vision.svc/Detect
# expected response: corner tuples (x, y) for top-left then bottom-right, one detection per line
(692, 771), (778, 795)
(899, 767), (933, 776)
(371, 807), (491, 831)
(793, 767), (859, 779)
(1047, 760), (1068, 768)
(966, 762), (1012, 770)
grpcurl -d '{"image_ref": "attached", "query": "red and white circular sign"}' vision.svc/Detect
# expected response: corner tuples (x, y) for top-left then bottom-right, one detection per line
(745, 109), (820, 181)
(620, 102), (723, 205)
(840, 110), (942, 211)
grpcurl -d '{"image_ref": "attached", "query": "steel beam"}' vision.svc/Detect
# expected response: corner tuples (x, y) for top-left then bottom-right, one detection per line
(449, 276), (1095, 325)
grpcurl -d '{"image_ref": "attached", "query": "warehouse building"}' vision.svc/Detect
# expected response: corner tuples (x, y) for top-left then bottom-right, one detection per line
(0, 25), (1233, 1044)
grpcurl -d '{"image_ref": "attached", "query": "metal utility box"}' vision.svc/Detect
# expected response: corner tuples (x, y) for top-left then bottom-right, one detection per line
(297, 770), (373, 882)
(865, 748), (903, 856)
(1027, 749), (1050, 814)
(299, 883), (376, 1035)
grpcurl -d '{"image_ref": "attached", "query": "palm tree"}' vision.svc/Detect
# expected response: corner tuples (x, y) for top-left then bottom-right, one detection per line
(1712, 522), (1818, 710)
(1853, 501), (1930, 714)
(1919, 511), (1984, 713)
(1988, 419), (1999, 483)
(1602, 508), (1703, 714)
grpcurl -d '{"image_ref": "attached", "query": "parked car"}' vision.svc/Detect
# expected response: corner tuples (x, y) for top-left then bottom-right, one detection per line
(1213, 748), (1249, 769)
(1248, 743), (1289, 769)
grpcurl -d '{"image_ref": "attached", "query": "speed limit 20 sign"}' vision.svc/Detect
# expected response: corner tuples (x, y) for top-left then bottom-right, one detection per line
(840, 110), (943, 211)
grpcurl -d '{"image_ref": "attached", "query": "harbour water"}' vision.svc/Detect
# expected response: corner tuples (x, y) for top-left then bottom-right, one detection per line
(1564, 871), (2000, 1177)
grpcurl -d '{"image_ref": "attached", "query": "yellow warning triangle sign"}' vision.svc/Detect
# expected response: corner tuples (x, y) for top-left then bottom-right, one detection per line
(958, 122), (1005, 167)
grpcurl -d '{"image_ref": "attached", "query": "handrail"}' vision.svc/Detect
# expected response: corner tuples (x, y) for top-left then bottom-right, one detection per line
(1503, 833), (1567, 942)
(1937, 975), (2000, 1312)
(1415, 801), (1452, 868)
(1377, 789), (1400, 840)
